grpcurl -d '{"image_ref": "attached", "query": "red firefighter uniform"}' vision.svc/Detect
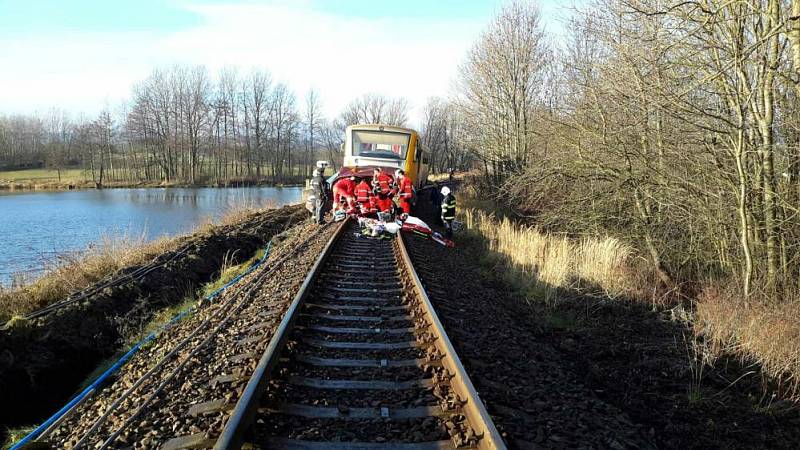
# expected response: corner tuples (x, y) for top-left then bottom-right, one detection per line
(359, 196), (378, 216)
(375, 195), (395, 214)
(355, 180), (373, 210)
(346, 197), (358, 214)
(373, 170), (393, 196)
(332, 177), (355, 208)
(397, 176), (414, 214)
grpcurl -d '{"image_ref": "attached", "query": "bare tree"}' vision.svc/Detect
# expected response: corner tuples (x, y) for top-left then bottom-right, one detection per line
(319, 119), (345, 170)
(341, 94), (409, 126)
(456, 0), (549, 177)
(305, 89), (321, 176)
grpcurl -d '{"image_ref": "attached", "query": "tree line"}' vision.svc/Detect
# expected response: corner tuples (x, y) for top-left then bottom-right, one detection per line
(0, 68), (418, 186)
(419, 0), (800, 300)
(14, 0), (799, 303)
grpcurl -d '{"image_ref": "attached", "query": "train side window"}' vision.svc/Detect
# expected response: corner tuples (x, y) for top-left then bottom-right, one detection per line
(414, 145), (420, 162)
(422, 152), (429, 164)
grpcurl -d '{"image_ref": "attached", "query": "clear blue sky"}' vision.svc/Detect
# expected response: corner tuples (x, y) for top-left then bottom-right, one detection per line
(0, 0), (570, 121)
(0, 0), (520, 34)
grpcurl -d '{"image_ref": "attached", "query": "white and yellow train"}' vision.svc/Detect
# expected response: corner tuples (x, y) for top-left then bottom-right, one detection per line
(338, 124), (430, 188)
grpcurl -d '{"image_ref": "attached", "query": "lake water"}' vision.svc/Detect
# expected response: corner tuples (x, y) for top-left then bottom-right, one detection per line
(0, 187), (304, 287)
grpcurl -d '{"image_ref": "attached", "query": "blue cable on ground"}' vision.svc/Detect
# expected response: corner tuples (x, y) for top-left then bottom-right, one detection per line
(10, 240), (274, 450)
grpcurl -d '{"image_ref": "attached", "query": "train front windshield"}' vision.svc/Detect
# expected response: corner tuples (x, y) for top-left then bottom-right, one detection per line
(352, 130), (410, 160)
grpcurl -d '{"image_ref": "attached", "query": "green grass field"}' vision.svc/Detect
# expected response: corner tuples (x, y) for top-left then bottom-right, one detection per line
(0, 164), (312, 188)
(0, 169), (87, 183)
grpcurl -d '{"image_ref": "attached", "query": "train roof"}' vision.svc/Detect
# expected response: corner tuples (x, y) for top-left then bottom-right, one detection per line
(346, 124), (420, 135)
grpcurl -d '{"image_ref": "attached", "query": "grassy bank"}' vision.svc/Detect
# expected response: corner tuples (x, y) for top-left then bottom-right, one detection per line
(459, 193), (800, 401)
(1, 246), (267, 449)
(0, 235), (180, 323)
(696, 289), (800, 398)
(0, 204), (279, 324)
(462, 208), (638, 302)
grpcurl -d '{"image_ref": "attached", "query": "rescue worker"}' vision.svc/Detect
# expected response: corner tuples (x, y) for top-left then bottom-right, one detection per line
(395, 170), (414, 215)
(311, 168), (330, 224)
(363, 196), (378, 216)
(332, 176), (356, 212)
(346, 197), (359, 215)
(372, 167), (393, 197)
(430, 182), (443, 225)
(355, 177), (373, 214)
(440, 186), (456, 238)
(374, 192), (396, 219)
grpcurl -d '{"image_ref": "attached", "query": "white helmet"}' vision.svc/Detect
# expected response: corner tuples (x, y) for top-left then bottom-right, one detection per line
(312, 169), (320, 177)
(441, 186), (451, 196)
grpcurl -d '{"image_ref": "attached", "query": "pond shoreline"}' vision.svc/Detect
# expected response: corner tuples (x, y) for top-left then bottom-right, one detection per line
(0, 179), (305, 192)
(0, 186), (306, 287)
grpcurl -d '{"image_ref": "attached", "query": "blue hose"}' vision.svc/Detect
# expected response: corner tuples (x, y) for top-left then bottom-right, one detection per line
(10, 240), (274, 449)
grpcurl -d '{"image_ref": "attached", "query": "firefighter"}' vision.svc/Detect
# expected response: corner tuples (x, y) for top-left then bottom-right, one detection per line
(332, 176), (356, 212)
(310, 169), (330, 224)
(372, 167), (393, 197)
(374, 192), (396, 219)
(430, 182), (443, 225)
(395, 170), (414, 215)
(364, 196), (378, 216)
(346, 196), (359, 214)
(440, 186), (456, 238)
(355, 177), (373, 212)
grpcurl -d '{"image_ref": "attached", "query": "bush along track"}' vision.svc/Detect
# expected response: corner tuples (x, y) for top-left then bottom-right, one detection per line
(0, 204), (307, 435)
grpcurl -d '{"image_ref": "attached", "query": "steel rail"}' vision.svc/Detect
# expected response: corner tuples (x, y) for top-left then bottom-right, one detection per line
(214, 218), (506, 450)
(396, 233), (506, 450)
(214, 218), (350, 449)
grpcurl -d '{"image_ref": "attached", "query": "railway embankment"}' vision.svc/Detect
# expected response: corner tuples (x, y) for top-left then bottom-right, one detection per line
(44, 220), (336, 448)
(0, 204), (307, 436)
(409, 188), (800, 448)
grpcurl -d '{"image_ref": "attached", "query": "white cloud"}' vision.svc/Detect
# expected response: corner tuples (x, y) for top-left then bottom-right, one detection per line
(0, 2), (486, 126)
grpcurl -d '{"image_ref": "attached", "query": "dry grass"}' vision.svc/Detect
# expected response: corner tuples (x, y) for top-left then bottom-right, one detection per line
(216, 199), (279, 228)
(462, 208), (637, 301)
(0, 202), (280, 324)
(2, 426), (36, 450)
(462, 185), (800, 401)
(0, 233), (180, 322)
(0, 168), (86, 183)
(696, 286), (800, 398)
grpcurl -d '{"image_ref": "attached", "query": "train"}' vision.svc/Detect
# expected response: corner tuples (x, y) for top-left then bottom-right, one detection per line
(337, 123), (430, 188)
(305, 124), (431, 214)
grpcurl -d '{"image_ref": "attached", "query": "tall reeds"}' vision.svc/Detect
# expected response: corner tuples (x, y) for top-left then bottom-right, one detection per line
(462, 209), (635, 301)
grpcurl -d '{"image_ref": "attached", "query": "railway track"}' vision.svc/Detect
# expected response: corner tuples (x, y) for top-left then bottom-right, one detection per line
(215, 219), (505, 450)
(25, 218), (503, 449)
